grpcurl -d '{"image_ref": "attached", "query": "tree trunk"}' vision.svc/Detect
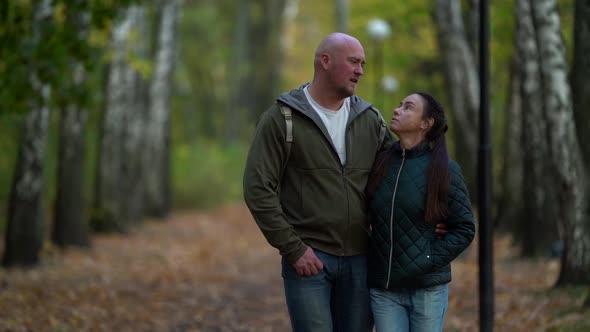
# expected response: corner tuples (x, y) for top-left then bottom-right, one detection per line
(465, 0), (479, 54)
(433, 0), (479, 198)
(493, 55), (523, 233)
(513, 0), (559, 257)
(224, 0), (251, 145)
(2, 0), (53, 267)
(3, 87), (50, 267)
(53, 90), (89, 246)
(144, 0), (179, 218)
(52, 3), (91, 248)
(554, 0), (590, 285)
(251, 0), (288, 121)
(94, 5), (148, 232)
(335, 0), (349, 33)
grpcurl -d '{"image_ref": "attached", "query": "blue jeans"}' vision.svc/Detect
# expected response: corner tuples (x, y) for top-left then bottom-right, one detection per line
(281, 249), (372, 332)
(370, 284), (448, 332)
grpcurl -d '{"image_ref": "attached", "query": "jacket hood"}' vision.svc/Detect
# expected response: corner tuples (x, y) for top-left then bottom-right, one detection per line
(276, 83), (374, 122)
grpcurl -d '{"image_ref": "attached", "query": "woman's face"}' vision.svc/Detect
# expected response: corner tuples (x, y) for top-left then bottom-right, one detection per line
(389, 94), (429, 135)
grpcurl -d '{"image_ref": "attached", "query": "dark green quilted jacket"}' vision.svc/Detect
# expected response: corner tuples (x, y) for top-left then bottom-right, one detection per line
(367, 142), (475, 290)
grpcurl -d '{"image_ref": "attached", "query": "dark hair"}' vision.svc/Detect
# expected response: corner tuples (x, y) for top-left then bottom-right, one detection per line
(366, 92), (449, 224)
(417, 92), (449, 223)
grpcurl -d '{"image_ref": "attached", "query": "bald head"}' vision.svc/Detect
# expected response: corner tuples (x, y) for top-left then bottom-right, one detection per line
(308, 32), (365, 105)
(314, 33), (363, 66)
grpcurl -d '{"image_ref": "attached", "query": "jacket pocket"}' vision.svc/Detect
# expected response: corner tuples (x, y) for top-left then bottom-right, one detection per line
(400, 241), (434, 280)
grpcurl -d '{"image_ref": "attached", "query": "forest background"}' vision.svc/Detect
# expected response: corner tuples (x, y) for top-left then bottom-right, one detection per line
(1, 0), (590, 330)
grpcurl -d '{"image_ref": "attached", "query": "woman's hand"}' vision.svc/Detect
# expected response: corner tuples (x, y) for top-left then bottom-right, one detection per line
(435, 223), (448, 240)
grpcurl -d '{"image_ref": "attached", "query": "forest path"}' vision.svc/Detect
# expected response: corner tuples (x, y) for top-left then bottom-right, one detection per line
(0, 204), (582, 331)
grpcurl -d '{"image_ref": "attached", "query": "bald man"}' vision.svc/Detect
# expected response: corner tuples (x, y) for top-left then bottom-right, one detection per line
(244, 33), (392, 331)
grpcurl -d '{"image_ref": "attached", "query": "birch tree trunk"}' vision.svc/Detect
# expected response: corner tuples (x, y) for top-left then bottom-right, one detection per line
(52, 3), (91, 248)
(433, 0), (479, 197)
(494, 55), (523, 233)
(466, 0), (479, 53)
(120, 5), (152, 225)
(554, 0), (590, 285)
(2, 0), (53, 267)
(94, 5), (149, 232)
(514, 0), (559, 256)
(144, 0), (180, 218)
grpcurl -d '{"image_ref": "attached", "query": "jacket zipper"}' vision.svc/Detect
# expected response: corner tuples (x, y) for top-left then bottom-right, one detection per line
(341, 125), (350, 254)
(386, 148), (406, 289)
(305, 105), (366, 254)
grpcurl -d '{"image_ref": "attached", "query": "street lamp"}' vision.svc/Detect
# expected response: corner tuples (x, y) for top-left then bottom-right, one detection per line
(381, 75), (399, 110)
(382, 75), (399, 94)
(366, 18), (391, 109)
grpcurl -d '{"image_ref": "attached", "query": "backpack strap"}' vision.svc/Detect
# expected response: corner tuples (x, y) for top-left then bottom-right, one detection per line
(279, 104), (293, 143)
(278, 104), (293, 181)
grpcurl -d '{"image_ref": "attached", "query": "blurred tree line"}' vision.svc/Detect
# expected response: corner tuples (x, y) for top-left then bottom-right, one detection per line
(0, 0), (588, 291)
(1, 0), (180, 266)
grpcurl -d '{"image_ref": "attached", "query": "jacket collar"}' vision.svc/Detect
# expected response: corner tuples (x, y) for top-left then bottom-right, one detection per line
(392, 141), (431, 158)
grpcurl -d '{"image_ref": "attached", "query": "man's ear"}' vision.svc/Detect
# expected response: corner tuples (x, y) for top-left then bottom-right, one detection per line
(320, 53), (330, 69)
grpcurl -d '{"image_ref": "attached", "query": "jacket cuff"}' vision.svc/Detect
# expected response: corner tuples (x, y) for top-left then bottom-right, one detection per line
(284, 245), (307, 264)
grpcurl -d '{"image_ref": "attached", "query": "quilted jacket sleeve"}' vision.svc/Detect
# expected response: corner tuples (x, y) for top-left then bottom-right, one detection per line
(430, 161), (476, 269)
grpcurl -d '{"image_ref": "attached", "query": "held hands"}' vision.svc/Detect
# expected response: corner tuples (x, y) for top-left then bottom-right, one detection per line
(292, 246), (324, 276)
(435, 223), (448, 240)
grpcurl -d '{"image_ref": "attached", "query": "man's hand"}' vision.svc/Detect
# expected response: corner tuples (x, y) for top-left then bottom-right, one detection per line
(292, 246), (324, 276)
(435, 223), (448, 240)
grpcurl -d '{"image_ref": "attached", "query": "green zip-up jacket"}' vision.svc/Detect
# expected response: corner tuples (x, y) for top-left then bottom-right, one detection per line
(367, 142), (476, 290)
(243, 85), (392, 264)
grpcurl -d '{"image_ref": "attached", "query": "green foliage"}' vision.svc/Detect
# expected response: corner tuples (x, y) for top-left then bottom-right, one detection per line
(174, 1), (235, 139)
(0, 1), (33, 113)
(0, 0), (146, 233)
(0, 0), (581, 234)
(172, 140), (247, 210)
(0, 0), (143, 113)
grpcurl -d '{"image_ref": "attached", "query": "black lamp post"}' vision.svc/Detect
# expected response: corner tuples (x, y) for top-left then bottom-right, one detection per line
(478, 0), (494, 331)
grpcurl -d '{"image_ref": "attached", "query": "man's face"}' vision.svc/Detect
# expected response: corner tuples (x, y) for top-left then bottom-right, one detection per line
(326, 42), (365, 97)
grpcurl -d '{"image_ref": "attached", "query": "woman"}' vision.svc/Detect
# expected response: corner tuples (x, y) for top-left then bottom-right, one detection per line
(365, 92), (476, 332)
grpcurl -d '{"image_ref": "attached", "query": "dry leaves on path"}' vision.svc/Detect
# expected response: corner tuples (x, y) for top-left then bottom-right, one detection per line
(0, 204), (588, 331)
(0, 205), (289, 332)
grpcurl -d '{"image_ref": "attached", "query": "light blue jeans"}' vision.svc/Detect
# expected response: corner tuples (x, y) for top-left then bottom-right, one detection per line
(281, 249), (372, 332)
(370, 284), (449, 332)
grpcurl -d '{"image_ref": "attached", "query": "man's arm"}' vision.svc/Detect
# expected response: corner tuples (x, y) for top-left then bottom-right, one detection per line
(243, 107), (307, 264)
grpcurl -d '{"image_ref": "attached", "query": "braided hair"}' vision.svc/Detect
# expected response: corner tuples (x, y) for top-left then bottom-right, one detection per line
(416, 92), (449, 223)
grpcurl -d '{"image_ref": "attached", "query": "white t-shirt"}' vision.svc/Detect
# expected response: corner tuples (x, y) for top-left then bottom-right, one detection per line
(304, 86), (350, 165)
